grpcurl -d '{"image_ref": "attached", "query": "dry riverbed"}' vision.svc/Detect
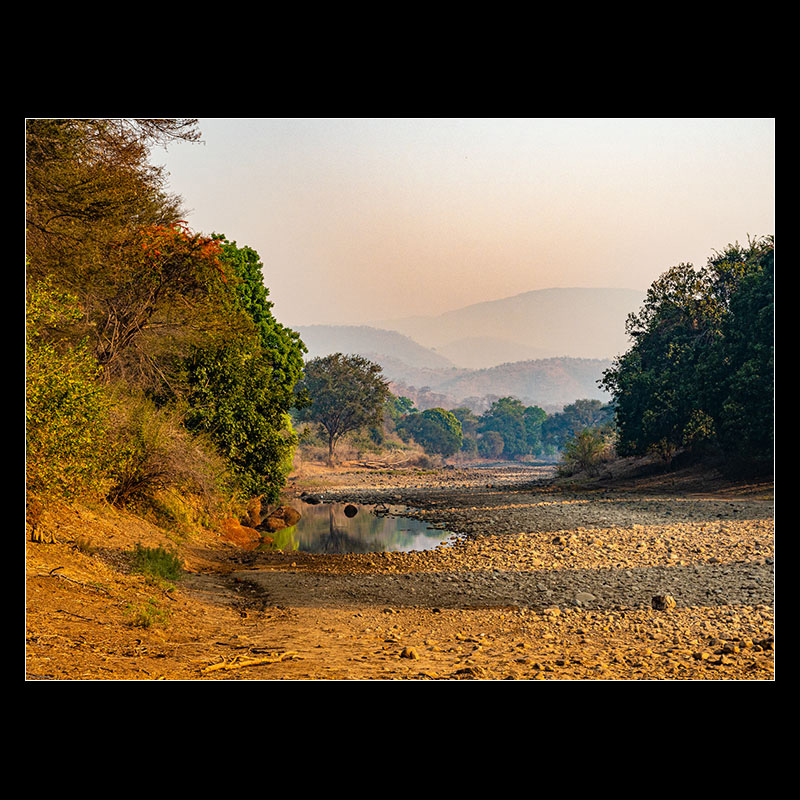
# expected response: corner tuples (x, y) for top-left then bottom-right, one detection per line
(25, 460), (774, 680)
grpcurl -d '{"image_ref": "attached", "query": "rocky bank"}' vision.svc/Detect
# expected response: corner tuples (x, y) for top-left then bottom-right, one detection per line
(26, 460), (774, 680)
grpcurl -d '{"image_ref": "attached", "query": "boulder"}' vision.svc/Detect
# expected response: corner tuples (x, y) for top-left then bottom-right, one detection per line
(651, 594), (677, 611)
(220, 517), (261, 550)
(261, 505), (302, 532)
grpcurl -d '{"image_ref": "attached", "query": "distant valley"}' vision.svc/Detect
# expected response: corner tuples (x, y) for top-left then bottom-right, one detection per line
(295, 287), (645, 413)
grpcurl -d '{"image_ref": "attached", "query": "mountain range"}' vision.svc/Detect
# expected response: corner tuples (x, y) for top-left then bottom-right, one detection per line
(294, 287), (645, 412)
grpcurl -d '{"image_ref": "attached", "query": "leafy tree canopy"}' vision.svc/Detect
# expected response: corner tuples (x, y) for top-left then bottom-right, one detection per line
(182, 237), (306, 502)
(294, 353), (390, 465)
(601, 235), (773, 472)
(400, 407), (463, 457)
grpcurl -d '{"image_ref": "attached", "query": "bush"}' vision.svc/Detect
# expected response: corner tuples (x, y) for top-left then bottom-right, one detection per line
(106, 392), (228, 510)
(560, 429), (614, 476)
(26, 277), (112, 501)
(126, 598), (171, 629)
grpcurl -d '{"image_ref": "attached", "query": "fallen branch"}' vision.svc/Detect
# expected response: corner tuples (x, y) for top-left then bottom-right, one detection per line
(201, 651), (299, 673)
(36, 567), (110, 594)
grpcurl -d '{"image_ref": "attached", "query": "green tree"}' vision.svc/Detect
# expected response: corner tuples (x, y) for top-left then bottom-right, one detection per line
(478, 397), (529, 459)
(601, 236), (773, 469)
(541, 399), (615, 453)
(184, 340), (298, 502)
(451, 406), (480, 455)
(183, 238), (306, 502)
(561, 428), (612, 476)
(705, 242), (774, 469)
(523, 404), (547, 456)
(400, 408), (463, 457)
(295, 354), (390, 465)
(478, 430), (504, 459)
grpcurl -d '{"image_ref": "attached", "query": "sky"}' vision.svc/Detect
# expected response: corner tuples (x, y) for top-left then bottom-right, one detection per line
(154, 118), (775, 328)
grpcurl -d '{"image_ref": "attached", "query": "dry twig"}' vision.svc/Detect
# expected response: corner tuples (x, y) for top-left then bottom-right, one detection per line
(201, 651), (299, 673)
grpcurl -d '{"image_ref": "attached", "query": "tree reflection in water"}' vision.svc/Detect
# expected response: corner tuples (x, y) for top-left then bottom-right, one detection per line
(266, 502), (456, 554)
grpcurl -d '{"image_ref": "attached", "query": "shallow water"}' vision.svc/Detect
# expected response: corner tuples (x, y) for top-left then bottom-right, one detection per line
(261, 501), (459, 555)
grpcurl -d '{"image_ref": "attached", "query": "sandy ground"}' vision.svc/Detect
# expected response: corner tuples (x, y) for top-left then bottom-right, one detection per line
(25, 460), (774, 680)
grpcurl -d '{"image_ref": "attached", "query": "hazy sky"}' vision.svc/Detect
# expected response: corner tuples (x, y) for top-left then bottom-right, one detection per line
(154, 118), (775, 327)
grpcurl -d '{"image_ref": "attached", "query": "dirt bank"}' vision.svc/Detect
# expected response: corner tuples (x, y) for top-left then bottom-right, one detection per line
(25, 460), (774, 680)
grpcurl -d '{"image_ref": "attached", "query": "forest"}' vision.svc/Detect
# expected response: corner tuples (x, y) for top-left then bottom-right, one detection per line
(26, 119), (774, 539)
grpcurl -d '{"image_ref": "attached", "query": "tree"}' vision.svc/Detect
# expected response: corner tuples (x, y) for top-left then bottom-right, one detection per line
(561, 429), (612, 476)
(295, 354), (390, 465)
(400, 408), (463, 457)
(541, 399), (615, 453)
(184, 340), (298, 502)
(478, 397), (529, 459)
(705, 242), (774, 469)
(601, 236), (773, 470)
(478, 430), (505, 459)
(523, 404), (547, 456)
(26, 118), (198, 289)
(451, 406), (480, 455)
(183, 238), (306, 502)
(87, 222), (235, 389)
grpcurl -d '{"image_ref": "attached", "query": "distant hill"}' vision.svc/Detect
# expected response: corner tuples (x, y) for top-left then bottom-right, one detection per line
(375, 286), (645, 366)
(434, 336), (552, 369)
(386, 357), (613, 413)
(294, 288), (641, 412)
(295, 325), (455, 370)
(293, 323), (612, 412)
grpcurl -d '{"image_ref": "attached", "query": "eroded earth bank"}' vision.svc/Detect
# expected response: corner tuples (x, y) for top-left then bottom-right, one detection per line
(25, 461), (775, 680)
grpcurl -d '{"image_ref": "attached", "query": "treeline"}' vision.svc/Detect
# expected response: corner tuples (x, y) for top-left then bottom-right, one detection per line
(391, 396), (614, 462)
(293, 352), (615, 468)
(26, 119), (307, 529)
(601, 236), (774, 476)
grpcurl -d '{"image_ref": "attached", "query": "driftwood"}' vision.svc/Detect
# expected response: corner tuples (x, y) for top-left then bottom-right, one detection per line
(350, 456), (416, 469)
(200, 651), (299, 674)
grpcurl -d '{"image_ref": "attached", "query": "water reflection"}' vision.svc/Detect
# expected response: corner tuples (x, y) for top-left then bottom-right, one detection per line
(261, 501), (458, 555)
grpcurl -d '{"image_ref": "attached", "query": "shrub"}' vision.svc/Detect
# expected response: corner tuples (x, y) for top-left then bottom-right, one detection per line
(106, 392), (228, 511)
(560, 428), (614, 475)
(126, 598), (171, 629)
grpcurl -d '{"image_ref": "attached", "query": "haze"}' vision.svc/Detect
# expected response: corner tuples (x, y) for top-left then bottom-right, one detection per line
(155, 118), (775, 328)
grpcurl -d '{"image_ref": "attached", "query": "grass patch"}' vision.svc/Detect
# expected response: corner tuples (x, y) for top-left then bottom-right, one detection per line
(126, 598), (171, 629)
(130, 543), (183, 583)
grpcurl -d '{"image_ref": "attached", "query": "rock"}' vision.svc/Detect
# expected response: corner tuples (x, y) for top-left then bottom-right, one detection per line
(260, 506), (302, 532)
(281, 506), (302, 526)
(575, 592), (596, 605)
(220, 517), (262, 550)
(245, 497), (262, 527)
(400, 646), (419, 659)
(302, 494), (322, 505)
(651, 594), (677, 611)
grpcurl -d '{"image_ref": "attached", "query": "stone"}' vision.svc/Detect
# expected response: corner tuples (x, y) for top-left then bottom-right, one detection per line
(651, 594), (677, 611)
(261, 505), (301, 532)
